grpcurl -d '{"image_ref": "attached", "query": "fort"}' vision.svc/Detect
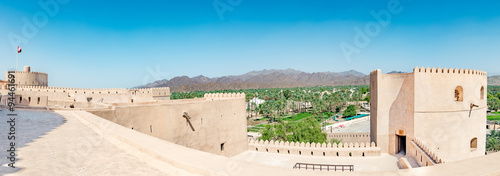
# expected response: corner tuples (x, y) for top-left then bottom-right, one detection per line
(0, 66), (499, 175)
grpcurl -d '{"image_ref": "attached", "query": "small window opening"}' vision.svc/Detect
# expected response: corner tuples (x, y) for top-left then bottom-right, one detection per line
(470, 137), (478, 150)
(455, 86), (463, 101)
(481, 86), (485, 99)
(220, 143), (225, 151)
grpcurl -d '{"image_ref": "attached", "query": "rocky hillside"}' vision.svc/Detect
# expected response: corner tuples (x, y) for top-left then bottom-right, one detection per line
(138, 69), (369, 92)
(137, 69), (500, 92)
(489, 75), (500, 85)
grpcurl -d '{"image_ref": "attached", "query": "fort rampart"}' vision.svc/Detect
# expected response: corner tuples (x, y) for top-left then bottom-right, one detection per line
(0, 85), (170, 108)
(248, 139), (380, 157)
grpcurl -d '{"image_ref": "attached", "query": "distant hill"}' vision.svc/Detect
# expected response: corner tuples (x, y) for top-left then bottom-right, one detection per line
(387, 71), (406, 74)
(489, 76), (500, 85)
(137, 69), (500, 92)
(137, 69), (369, 92)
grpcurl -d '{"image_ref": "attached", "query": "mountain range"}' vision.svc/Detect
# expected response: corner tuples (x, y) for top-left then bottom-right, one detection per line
(137, 69), (500, 92)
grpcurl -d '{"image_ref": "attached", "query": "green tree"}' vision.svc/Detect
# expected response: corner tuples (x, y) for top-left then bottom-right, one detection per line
(283, 89), (292, 100)
(343, 105), (357, 117)
(360, 87), (368, 95)
(261, 124), (274, 141)
(335, 106), (341, 113)
(364, 94), (370, 102)
(487, 130), (500, 151)
(288, 116), (327, 143)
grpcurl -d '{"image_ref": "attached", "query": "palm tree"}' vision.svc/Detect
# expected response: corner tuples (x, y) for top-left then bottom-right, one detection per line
(487, 130), (500, 151)
(251, 102), (257, 119)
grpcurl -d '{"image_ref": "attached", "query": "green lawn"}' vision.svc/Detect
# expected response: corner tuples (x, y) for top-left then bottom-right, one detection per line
(488, 112), (500, 121)
(250, 112), (335, 132)
(257, 117), (269, 121)
(247, 124), (264, 132)
(283, 112), (313, 121)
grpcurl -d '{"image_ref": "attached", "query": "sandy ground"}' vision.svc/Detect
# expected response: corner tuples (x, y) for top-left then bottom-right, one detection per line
(232, 151), (400, 172)
(5, 110), (173, 176)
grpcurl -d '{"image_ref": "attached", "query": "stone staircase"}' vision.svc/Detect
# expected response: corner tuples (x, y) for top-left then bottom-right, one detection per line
(406, 156), (420, 168)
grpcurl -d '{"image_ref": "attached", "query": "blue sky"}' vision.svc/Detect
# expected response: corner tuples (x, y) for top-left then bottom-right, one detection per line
(1, 0), (500, 88)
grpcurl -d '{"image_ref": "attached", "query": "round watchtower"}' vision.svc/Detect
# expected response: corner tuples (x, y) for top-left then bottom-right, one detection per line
(4, 66), (48, 87)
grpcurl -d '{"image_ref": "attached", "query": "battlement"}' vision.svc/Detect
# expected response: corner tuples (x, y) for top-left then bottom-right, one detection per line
(370, 69), (381, 75)
(413, 67), (487, 76)
(10, 71), (48, 75)
(204, 92), (245, 98)
(248, 139), (380, 157)
(412, 138), (443, 164)
(249, 139), (376, 148)
(130, 87), (170, 96)
(15, 86), (172, 95)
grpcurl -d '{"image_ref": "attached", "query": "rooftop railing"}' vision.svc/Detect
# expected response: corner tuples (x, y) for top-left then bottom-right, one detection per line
(292, 163), (354, 172)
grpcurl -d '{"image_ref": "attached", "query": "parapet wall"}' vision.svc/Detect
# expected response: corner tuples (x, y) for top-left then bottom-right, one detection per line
(413, 67), (487, 76)
(204, 92), (245, 99)
(248, 139), (380, 157)
(17, 86), (129, 93)
(327, 132), (371, 144)
(407, 138), (443, 167)
(7, 86), (171, 108)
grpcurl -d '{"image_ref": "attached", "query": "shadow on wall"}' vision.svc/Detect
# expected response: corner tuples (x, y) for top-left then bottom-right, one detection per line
(388, 75), (414, 155)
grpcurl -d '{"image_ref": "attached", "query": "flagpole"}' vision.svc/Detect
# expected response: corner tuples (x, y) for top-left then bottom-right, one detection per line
(16, 52), (18, 71)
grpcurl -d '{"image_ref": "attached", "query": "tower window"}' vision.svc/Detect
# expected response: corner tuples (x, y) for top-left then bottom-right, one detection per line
(455, 86), (463, 101)
(470, 137), (477, 150)
(480, 86), (485, 100)
(220, 143), (225, 151)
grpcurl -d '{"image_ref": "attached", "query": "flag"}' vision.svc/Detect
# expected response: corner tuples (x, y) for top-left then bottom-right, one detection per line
(17, 46), (22, 53)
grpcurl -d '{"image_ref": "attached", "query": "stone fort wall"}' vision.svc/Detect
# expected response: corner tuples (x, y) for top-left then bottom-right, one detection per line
(88, 93), (248, 157)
